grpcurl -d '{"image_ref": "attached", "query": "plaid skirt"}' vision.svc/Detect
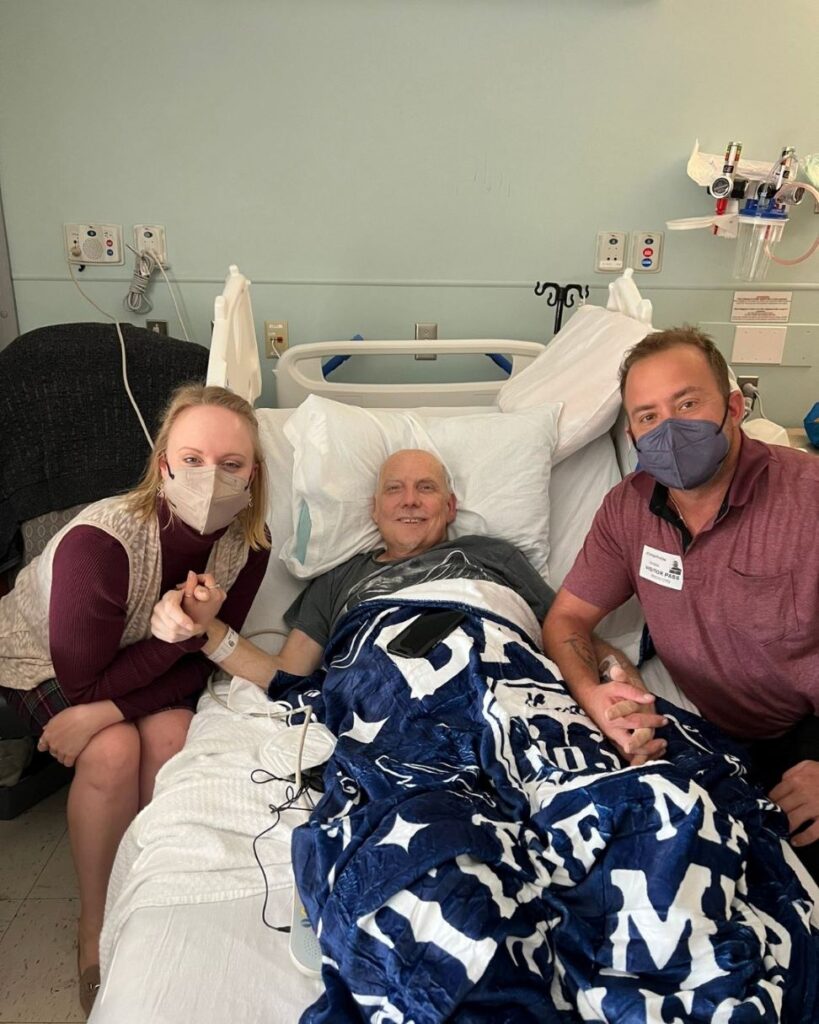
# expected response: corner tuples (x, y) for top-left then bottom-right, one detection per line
(1, 680), (199, 735)
(1, 678), (71, 734)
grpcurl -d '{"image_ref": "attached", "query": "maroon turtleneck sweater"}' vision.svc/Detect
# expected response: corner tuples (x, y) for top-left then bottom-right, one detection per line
(47, 502), (270, 720)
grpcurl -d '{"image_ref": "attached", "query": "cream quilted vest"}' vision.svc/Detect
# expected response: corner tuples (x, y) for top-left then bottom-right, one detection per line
(0, 497), (249, 691)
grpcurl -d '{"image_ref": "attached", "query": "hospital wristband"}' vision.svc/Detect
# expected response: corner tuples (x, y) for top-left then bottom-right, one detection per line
(208, 625), (239, 665)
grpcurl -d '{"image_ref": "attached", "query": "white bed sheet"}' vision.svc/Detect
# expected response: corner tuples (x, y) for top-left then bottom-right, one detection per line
(93, 683), (319, 1024)
(94, 412), (692, 1024)
(94, 897), (321, 1024)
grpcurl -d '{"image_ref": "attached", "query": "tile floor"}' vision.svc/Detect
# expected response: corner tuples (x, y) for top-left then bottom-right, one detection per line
(0, 786), (84, 1023)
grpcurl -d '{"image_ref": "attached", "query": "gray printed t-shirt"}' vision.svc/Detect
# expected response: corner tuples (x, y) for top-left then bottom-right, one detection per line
(284, 535), (554, 649)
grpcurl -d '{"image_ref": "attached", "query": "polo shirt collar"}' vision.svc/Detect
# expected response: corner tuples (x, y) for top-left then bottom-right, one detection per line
(628, 432), (771, 510)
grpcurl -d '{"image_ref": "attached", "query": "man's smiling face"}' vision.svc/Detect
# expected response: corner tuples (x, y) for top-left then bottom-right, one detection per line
(372, 449), (457, 560)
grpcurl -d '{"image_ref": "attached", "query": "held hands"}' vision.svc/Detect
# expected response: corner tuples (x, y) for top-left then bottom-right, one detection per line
(585, 664), (668, 766)
(180, 571), (226, 630)
(150, 571), (226, 644)
(37, 705), (102, 768)
(769, 760), (819, 848)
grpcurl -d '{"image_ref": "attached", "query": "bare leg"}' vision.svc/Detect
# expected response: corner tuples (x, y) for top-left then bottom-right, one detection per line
(136, 708), (193, 808)
(68, 722), (141, 973)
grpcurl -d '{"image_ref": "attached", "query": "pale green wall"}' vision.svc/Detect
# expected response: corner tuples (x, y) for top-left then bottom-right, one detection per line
(1, 0), (818, 423)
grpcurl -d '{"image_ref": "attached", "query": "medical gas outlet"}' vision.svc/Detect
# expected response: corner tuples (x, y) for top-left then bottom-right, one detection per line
(64, 223), (124, 265)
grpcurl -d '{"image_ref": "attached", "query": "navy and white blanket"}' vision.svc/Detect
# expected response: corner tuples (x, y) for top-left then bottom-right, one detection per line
(278, 581), (819, 1023)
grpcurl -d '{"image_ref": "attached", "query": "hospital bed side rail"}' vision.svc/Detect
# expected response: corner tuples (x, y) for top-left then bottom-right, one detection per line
(273, 339), (545, 408)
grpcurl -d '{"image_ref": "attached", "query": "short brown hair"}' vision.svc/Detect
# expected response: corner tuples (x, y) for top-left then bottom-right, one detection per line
(619, 326), (731, 403)
(124, 383), (270, 550)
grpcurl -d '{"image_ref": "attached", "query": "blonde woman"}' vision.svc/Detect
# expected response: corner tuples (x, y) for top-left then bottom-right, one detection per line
(0, 384), (270, 1014)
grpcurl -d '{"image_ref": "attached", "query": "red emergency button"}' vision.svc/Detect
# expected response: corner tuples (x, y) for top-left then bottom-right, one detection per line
(643, 247), (654, 257)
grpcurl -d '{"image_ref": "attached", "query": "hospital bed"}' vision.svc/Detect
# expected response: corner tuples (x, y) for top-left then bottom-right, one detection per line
(90, 278), (816, 1023)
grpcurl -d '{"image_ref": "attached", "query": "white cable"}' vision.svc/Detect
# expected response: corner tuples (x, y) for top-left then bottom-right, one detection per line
(214, 682), (320, 790)
(206, 625), (327, 792)
(256, 704), (335, 798)
(123, 243), (194, 343)
(756, 390), (767, 420)
(245, 628), (291, 643)
(741, 382), (766, 420)
(764, 179), (819, 268)
(123, 248), (161, 314)
(293, 704), (312, 792)
(67, 261), (155, 450)
(156, 260), (193, 343)
(206, 623), (328, 793)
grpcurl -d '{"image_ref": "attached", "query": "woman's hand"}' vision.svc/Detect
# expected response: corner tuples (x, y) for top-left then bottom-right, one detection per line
(180, 571), (226, 630)
(37, 703), (121, 768)
(151, 571), (225, 643)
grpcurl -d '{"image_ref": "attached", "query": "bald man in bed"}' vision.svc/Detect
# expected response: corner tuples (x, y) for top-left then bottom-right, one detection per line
(151, 449), (666, 765)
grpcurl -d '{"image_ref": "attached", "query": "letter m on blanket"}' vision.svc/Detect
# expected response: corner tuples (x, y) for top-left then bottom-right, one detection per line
(609, 865), (727, 987)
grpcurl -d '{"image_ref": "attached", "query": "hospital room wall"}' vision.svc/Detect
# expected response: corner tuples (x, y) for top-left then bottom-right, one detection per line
(1, 0), (818, 424)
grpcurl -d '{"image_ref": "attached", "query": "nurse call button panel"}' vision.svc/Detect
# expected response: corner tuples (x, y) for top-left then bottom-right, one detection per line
(64, 223), (124, 265)
(631, 230), (663, 273)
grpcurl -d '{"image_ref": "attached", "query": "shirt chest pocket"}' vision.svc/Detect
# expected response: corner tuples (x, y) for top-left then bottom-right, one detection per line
(725, 567), (798, 646)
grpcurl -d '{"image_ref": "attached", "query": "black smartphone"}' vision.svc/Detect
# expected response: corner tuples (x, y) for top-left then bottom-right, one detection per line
(386, 609), (467, 659)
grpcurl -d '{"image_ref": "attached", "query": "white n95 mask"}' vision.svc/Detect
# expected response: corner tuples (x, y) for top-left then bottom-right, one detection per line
(163, 464), (251, 534)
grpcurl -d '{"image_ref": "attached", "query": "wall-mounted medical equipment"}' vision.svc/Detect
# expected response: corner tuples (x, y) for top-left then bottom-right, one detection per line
(64, 223), (124, 265)
(668, 141), (819, 281)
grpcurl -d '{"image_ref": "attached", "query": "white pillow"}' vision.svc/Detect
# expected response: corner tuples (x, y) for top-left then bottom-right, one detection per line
(242, 410), (305, 642)
(280, 395), (561, 579)
(496, 304), (652, 464)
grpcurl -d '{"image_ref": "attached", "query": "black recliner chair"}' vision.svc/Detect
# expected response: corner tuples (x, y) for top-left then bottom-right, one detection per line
(0, 321), (210, 817)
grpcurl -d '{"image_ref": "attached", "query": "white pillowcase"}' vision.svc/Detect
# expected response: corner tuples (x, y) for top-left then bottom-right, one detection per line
(496, 304), (652, 464)
(280, 395), (561, 579)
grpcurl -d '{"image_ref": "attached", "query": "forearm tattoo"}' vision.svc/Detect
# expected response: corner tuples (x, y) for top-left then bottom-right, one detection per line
(562, 632), (597, 671)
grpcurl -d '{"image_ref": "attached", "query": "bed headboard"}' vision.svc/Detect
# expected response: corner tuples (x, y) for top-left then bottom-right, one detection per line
(273, 339), (545, 408)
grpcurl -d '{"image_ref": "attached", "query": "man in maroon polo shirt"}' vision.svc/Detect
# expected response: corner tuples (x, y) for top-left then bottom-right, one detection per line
(543, 326), (819, 881)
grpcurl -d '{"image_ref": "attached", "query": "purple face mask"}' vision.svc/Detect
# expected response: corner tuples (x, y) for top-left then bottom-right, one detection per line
(634, 405), (730, 490)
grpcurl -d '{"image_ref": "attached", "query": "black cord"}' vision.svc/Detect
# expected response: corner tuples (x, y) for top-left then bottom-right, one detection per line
(251, 770), (317, 932)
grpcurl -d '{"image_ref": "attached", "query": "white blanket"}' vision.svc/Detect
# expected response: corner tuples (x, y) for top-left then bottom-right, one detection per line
(100, 688), (308, 976)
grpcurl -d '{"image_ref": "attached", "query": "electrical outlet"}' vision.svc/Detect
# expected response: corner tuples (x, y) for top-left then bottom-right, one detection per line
(64, 223), (124, 265)
(631, 230), (663, 273)
(415, 322), (438, 341)
(264, 320), (289, 358)
(133, 224), (167, 266)
(414, 321), (438, 360)
(595, 231), (626, 272)
(736, 375), (759, 392)
(146, 319), (168, 336)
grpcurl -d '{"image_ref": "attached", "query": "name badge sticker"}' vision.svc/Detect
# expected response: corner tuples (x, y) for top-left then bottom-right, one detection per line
(639, 544), (684, 591)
